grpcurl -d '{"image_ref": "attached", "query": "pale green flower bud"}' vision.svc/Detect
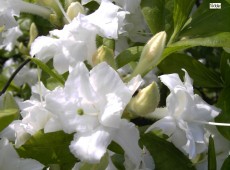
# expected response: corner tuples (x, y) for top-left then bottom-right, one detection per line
(126, 82), (160, 116)
(66, 2), (85, 21)
(92, 45), (116, 69)
(130, 31), (166, 78)
(0, 26), (5, 33)
(28, 23), (38, 48)
(19, 42), (28, 55)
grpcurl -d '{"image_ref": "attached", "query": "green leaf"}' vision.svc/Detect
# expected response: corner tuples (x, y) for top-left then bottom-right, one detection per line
(140, 0), (174, 36)
(208, 136), (217, 170)
(215, 87), (230, 140)
(220, 51), (230, 86)
(78, 153), (109, 170)
(17, 130), (77, 169)
(31, 58), (65, 85)
(158, 53), (223, 88)
(0, 75), (19, 92)
(158, 32), (230, 66)
(140, 132), (195, 170)
(111, 154), (125, 170)
(115, 46), (143, 68)
(108, 141), (124, 155)
(180, 0), (230, 37)
(0, 109), (19, 131)
(169, 32), (230, 49)
(221, 155), (230, 170)
(1, 92), (19, 110)
(169, 0), (195, 43)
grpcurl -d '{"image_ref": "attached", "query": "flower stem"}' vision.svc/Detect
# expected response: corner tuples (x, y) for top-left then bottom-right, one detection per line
(0, 58), (31, 96)
(17, 1), (52, 19)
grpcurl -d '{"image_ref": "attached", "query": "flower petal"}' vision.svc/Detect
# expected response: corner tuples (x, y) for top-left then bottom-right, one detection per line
(69, 126), (113, 163)
(159, 73), (184, 91)
(113, 120), (142, 167)
(90, 62), (132, 104)
(146, 116), (176, 136)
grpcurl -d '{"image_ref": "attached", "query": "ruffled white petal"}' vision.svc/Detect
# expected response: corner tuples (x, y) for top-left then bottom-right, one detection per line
(69, 126), (113, 163)
(113, 120), (142, 168)
(159, 73), (184, 91)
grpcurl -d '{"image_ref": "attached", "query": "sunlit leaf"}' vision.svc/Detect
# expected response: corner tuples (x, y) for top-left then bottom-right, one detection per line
(78, 154), (109, 170)
(17, 130), (77, 169)
(180, 0), (230, 37)
(31, 58), (65, 85)
(169, 0), (195, 43)
(141, 0), (174, 36)
(0, 109), (19, 131)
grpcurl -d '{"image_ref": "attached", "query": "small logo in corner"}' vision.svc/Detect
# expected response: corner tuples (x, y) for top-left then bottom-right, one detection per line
(210, 3), (221, 9)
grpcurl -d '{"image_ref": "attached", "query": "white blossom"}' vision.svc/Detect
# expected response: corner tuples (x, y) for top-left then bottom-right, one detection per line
(44, 62), (143, 167)
(0, 83), (53, 148)
(31, 0), (126, 74)
(0, 138), (44, 170)
(146, 70), (220, 159)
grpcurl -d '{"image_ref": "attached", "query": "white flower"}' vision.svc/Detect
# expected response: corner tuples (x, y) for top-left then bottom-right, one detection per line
(0, 26), (22, 51)
(146, 70), (220, 159)
(0, 0), (50, 51)
(0, 83), (53, 148)
(31, 0), (126, 74)
(44, 62), (143, 167)
(0, 0), (20, 29)
(0, 138), (44, 170)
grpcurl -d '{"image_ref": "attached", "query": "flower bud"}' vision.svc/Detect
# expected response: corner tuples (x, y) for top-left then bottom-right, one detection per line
(0, 26), (5, 33)
(66, 2), (85, 21)
(28, 23), (38, 48)
(126, 82), (160, 116)
(131, 31), (166, 78)
(92, 45), (116, 69)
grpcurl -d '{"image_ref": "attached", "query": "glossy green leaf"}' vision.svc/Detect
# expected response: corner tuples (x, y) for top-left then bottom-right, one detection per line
(158, 32), (230, 65)
(169, 32), (230, 49)
(215, 87), (230, 140)
(169, 0), (195, 43)
(108, 141), (124, 155)
(111, 154), (125, 170)
(141, 132), (195, 170)
(17, 130), (77, 169)
(140, 0), (174, 36)
(220, 51), (230, 86)
(158, 53), (223, 88)
(180, 0), (230, 37)
(0, 109), (19, 131)
(208, 136), (217, 170)
(31, 58), (65, 85)
(221, 155), (230, 170)
(116, 46), (143, 68)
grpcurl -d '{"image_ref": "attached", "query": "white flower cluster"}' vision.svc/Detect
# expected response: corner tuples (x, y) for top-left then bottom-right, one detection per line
(0, 0), (229, 170)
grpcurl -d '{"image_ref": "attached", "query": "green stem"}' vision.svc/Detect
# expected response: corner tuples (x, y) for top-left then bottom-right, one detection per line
(0, 58), (31, 96)
(16, 1), (52, 19)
